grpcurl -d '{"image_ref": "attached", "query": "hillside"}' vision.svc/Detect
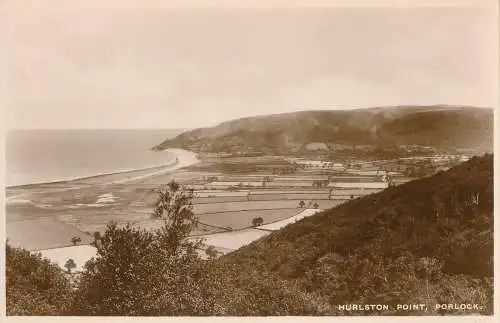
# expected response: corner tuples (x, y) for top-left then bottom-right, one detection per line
(221, 154), (494, 315)
(154, 106), (493, 152)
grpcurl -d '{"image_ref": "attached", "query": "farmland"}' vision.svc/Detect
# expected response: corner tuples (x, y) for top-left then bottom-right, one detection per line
(6, 151), (430, 259)
(198, 208), (300, 231)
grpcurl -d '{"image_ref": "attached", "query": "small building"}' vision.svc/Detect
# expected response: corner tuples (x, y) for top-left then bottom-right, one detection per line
(460, 155), (470, 162)
(305, 142), (329, 151)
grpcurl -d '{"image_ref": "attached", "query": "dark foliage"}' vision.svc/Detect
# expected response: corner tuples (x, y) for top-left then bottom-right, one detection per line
(223, 154), (494, 314)
(5, 244), (73, 315)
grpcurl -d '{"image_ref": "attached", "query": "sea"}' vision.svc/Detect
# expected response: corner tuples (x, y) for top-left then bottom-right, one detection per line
(6, 129), (184, 187)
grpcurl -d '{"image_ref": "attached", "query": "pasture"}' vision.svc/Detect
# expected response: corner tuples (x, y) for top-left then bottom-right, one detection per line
(330, 188), (383, 197)
(345, 170), (401, 176)
(6, 153), (408, 258)
(198, 208), (300, 230)
(248, 193), (330, 201)
(194, 196), (249, 204)
(257, 208), (323, 231)
(266, 181), (321, 187)
(7, 218), (93, 251)
(249, 189), (329, 194)
(194, 228), (271, 253)
(273, 177), (329, 181)
(39, 245), (98, 272)
(132, 218), (225, 235)
(193, 200), (302, 214)
(207, 181), (264, 187)
(215, 175), (277, 182)
(195, 190), (250, 197)
(328, 182), (388, 189)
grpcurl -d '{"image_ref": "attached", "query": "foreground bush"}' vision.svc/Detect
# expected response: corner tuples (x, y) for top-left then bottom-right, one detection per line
(6, 244), (72, 315)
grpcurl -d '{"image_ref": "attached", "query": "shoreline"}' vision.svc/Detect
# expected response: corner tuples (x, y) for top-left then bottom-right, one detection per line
(6, 148), (199, 189)
(107, 148), (199, 184)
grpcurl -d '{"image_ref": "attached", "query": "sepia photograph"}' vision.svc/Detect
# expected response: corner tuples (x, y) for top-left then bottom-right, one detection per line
(2, 0), (498, 318)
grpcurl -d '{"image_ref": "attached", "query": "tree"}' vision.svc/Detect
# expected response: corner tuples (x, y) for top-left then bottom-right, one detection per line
(6, 243), (72, 315)
(70, 236), (81, 246)
(92, 231), (101, 248)
(72, 181), (228, 315)
(205, 246), (218, 259)
(64, 258), (76, 274)
(252, 217), (264, 227)
(298, 200), (306, 208)
(151, 180), (201, 256)
(386, 175), (395, 188)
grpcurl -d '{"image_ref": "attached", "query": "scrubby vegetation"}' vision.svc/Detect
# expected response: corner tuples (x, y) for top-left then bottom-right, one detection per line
(6, 244), (73, 315)
(6, 154), (494, 315)
(224, 154), (494, 315)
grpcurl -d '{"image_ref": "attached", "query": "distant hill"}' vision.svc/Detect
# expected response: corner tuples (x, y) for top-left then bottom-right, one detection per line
(220, 154), (494, 314)
(154, 106), (493, 152)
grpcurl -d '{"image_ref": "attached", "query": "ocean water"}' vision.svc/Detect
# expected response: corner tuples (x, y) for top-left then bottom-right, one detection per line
(6, 129), (183, 187)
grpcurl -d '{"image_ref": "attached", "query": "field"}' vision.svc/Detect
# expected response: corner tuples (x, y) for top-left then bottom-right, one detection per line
(195, 190), (250, 197)
(194, 200), (300, 214)
(250, 189), (329, 194)
(249, 193), (330, 200)
(213, 175), (277, 182)
(194, 196), (249, 204)
(257, 208), (323, 231)
(39, 245), (98, 272)
(193, 228), (271, 253)
(6, 153), (416, 258)
(328, 182), (388, 189)
(265, 181), (324, 187)
(7, 218), (94, 251)
(205, 181), (264, 187)
(198, 208), (300, 231)
(330, 188), (383, 197)
(272, 176), (329, 181)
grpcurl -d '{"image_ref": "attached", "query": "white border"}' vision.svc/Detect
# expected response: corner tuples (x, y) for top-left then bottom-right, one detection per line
(1, 0), (498, 322)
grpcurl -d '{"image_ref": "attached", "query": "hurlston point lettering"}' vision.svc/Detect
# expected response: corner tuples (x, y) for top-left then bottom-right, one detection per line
(338, 304), (390, 311)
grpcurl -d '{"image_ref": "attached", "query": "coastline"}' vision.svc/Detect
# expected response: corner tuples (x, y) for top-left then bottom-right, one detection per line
(107, 148), (199, 184)
(6, 148), (199, 189)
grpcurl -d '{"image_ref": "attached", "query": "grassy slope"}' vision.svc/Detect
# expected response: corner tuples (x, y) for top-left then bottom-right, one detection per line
(221, 154), (494, 314)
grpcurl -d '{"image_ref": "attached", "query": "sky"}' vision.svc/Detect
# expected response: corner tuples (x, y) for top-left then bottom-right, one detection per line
(2, 0), (498, 129)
